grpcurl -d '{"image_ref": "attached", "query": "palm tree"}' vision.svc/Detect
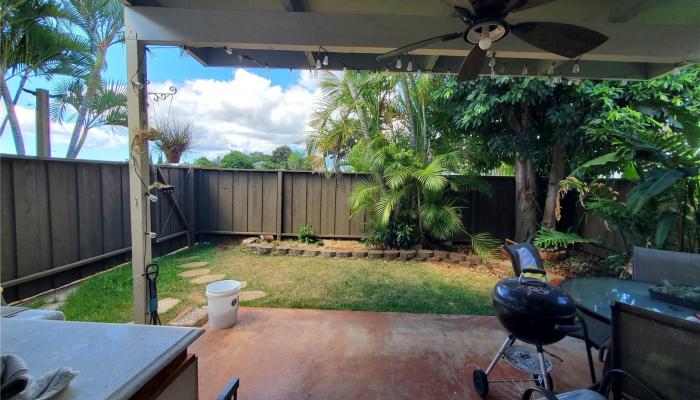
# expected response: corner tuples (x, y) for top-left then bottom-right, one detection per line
(50, 78), (127, 155)
(60, 0), (124, 158)
(1, 0), (87, 154)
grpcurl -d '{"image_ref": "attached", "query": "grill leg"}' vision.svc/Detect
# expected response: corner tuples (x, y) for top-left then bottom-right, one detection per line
(536, 345), (550, 390)
(485, 335), (515, 376)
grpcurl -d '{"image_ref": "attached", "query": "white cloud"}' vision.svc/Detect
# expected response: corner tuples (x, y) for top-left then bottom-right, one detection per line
(148, 69), (321, 158)
(1, 68), (321, 160)
(1, 105), (127, 157)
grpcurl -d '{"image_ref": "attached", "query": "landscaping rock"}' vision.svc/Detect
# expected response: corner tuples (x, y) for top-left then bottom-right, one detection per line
(239, 290), (267, 302)
(244, 243), (257, 252)
(367, 250), (384, 259)
(257, 246), (272, 255)
(443, 258), (460, 265)
(464, 255), (480, 266)
(178, 269), (210, 278)
(169, 307), (208, 327)
(158, 298), (180, 314)
(289, 248), (305, 256)
(433, 250), (449, 259)
(242, 237), (258, 245)
(275, 247), (289, 255)
(321, 250), (336, 257)
(179, 261), (209, 269)
(383, 250), (399, 259)
(336, 250), (351, 258)
(416, 250), (433, 260)
(426, 257), (442, 263)
(190, 274), (226, 284)
(351, 251), (368, 258)
(449, 252), (467, 262)
(399, 250), (417, 260)
(304, 249), (320, 257)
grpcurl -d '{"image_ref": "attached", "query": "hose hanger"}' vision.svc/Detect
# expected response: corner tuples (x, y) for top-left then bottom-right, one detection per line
(145, 263), (161, 325)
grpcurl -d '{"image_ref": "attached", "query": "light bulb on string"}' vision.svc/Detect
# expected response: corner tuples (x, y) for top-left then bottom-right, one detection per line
(322, 54), (329, 66)
(316, 57), (321, 69)
(396, 58), (402, 69)
(573, 62), (580, 74)
(522, 65), (528, 75)
(407, 61), (413, 72)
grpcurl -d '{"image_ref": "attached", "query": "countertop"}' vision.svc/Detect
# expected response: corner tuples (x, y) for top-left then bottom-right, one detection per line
(0, 319), (203, 399)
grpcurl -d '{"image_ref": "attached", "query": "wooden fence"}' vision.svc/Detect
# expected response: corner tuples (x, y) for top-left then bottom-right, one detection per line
(0, 156), (517, 302)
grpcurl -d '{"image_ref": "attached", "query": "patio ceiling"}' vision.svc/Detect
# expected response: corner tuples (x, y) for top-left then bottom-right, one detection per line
(123, 0), (700, 80)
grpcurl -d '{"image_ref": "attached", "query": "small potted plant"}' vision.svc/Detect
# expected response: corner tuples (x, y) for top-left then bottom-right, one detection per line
(151, 117), (193, 164)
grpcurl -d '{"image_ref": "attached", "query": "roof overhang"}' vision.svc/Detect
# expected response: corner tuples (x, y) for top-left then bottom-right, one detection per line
(123, 0), (700, 80)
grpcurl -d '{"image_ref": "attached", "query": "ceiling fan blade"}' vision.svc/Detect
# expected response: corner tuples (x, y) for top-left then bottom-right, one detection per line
(376, 32), (462, 63)
(505, 0), (557, 13)
(457, 47), (486, 81)
(510, 22), (608, 59)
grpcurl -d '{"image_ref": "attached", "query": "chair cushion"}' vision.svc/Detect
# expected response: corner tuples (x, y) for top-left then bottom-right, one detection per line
(556, 389), (606, 400)
(517, 247), (539, 270)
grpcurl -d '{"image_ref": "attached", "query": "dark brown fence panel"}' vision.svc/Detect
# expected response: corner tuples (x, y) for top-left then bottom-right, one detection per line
(0, 157), (194, 302)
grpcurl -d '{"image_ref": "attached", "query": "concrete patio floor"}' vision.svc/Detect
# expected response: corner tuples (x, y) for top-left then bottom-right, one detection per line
(190, 307), (594, 399)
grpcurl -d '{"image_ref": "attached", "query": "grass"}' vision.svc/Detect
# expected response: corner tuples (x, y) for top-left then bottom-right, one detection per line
(58, 243), (499, 323)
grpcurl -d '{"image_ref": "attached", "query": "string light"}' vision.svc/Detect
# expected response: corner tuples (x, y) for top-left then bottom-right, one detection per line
(316, 57), (322, 69)
(407, 61), (413, 72)
(673, 66), (681, 75)
(446, 69), (451, 78)
(547, 63), (555, 74)
(490, 68), (496, 78)
(621, 79), (628, 86)
(572, 62), (580, 74)
(489, 54), (496, 68)
(342, 66), (347, 73)
(225, 47), (233, 55)
(396, 58), (402, 69)
(521, 65), (528, 75)
(322, 54), (329, 66)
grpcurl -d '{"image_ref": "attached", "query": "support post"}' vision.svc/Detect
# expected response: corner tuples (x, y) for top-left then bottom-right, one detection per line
(35, 89), (50, 157)
(126, 33), (151, 324)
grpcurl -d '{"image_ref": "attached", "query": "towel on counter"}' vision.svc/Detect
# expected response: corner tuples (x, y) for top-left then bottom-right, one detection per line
(1, 354), (78, 400)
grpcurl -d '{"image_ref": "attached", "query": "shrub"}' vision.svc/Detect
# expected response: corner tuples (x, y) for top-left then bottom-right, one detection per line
(220, 151), (254, 169)
(361, 220), (414, 249)
(534, 226), (598, 250)
(298, 225), (321, 245)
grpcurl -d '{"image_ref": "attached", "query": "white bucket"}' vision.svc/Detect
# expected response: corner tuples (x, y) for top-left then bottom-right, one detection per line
(205, 280), (241, 330)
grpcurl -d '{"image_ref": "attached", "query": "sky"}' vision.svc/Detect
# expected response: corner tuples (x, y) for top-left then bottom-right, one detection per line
(0, 44), (322, 162)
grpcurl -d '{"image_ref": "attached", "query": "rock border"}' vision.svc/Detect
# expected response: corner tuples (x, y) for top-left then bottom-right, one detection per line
(246, 243), (481, 267)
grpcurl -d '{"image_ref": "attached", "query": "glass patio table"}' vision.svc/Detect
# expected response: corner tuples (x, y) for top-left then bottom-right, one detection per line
(560, 276), (699, 322)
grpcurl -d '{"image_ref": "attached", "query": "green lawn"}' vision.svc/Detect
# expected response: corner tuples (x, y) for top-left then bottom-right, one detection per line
(58, 244), (499, 323)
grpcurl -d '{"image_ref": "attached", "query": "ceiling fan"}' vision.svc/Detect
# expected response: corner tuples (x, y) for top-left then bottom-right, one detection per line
(376, 0), (609, 81)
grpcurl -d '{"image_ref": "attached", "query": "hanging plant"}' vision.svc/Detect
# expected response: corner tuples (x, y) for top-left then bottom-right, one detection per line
(152, 117), (193, 163)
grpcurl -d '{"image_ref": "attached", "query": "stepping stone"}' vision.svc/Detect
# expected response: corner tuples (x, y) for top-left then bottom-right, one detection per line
(178, 269), (210, 278)
(179, 261), (209, 269)
(169, 307), (208, 327)
(169, 307), (207, 327)
(368, 250), (384, 259)
(242, 237), (257, 245)
(416, 250), (433, 260)
(239, 290), (266, 302)
(239, 281), (247, 289)
(190, 274), (226, 284)
(158, 298), (180, 314)
(351, 251), (367, 258)
(449, 252), (467, 261)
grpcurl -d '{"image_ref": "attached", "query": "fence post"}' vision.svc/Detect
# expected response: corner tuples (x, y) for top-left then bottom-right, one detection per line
(277, 170), (283, 240)
(187, 167), (196, 246)
(35, 89), (51, 157)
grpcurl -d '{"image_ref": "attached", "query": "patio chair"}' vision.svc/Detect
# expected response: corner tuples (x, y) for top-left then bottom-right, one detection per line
(503, 242), (545, 277)
(632, 246), (700, 286)
(216, 377), (240, 400)
(522, 302), (700, 400)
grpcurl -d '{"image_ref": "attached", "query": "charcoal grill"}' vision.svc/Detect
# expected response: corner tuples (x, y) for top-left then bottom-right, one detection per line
(473, 270), (577, 397)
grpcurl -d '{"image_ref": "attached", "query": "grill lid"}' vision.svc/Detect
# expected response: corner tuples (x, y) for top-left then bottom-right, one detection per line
(493, 277), (576, 318)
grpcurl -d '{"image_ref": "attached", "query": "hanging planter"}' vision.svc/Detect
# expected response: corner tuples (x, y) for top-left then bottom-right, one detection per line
(152, 117), (193, 164)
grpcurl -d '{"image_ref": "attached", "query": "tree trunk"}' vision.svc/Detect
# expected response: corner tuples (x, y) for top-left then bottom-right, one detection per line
(0, 69), (30, 138)
(0, 74), (26, 155)
(400, 74), (417, 150)
(542, 137), (567, 228)
(515, 157), (539, 241)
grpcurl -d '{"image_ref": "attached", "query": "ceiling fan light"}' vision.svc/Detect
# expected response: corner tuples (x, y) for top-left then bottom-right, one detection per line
(478, 27), (492, 50)
(396, 58), (402, 69)
(322, 54), (329, 66)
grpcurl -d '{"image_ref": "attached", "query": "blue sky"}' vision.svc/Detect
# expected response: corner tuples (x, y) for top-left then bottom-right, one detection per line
(1, 44), (318, 162)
